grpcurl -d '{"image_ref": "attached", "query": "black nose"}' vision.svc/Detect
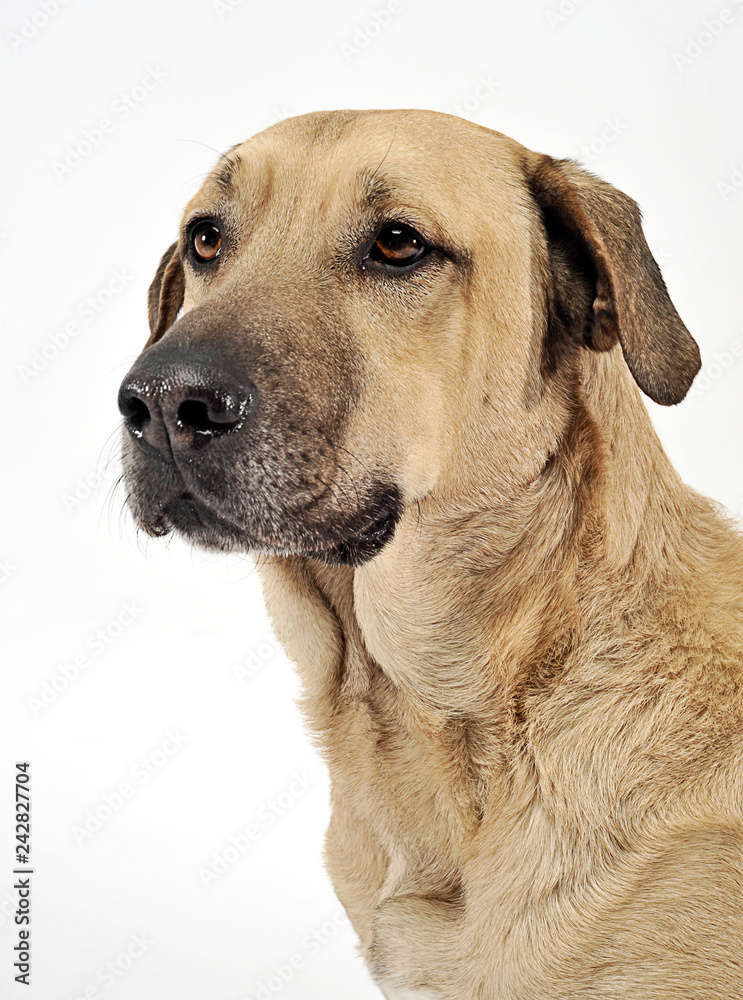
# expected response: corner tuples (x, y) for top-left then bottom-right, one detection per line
(118, 357), (255, 454)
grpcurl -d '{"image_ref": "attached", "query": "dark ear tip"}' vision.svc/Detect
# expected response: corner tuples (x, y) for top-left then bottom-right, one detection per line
(630, 335), (702, 406)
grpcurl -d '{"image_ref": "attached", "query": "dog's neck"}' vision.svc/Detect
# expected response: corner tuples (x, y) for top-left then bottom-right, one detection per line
(346, 350), (681, 702)
(260, 349), (692, 743)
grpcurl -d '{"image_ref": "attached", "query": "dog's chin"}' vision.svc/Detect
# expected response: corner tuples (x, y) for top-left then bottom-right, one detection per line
(138, 488), (403, 567)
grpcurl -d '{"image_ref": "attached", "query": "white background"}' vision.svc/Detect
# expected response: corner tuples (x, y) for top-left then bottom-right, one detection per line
(2, 0), (742, 998)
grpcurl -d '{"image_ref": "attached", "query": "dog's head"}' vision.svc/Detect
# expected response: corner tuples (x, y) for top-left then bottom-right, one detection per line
(118, 109), (700, 564)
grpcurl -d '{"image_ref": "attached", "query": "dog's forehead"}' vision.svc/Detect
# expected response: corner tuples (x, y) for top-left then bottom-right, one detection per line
(184, 110), (528, 231)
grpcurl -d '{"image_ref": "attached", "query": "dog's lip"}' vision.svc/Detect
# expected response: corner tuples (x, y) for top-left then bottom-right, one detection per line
(156, 497), (394, 564)
(137, 477), (402, 565)
(163, 493), (210, 527)
(158, 491), (245, 538)
(311, 504), (400, 565)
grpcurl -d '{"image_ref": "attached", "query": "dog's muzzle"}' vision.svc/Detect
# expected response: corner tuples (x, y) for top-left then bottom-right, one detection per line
(117, 342), (402, 565)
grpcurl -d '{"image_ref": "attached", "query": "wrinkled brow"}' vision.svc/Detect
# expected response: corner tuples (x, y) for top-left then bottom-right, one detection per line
(355, 170), (398, 210)
(213, 155), (238, 195)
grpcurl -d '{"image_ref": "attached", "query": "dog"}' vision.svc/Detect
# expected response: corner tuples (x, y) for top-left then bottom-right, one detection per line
(118, 110), (743, 998)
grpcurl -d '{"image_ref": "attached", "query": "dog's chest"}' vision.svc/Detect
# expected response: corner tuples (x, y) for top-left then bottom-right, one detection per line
(334, 652), (487, 855)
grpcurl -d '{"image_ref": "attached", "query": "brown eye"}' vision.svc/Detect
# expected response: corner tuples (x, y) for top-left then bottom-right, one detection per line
(191, 220), (222, 262)
(369, 222), (428, 267)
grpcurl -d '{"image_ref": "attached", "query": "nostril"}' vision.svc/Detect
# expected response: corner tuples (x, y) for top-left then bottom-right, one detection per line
(120, 394), (151, 436)
(176, 398), (243, 435)
(118, 362), (254, 453)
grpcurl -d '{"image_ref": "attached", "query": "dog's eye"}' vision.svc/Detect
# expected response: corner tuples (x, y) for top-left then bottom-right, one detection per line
(191, 221), (222, 262)
(369, 222), (428, 267)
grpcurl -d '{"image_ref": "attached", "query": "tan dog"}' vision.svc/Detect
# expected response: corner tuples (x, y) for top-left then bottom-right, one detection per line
(118, 110), (743, 999)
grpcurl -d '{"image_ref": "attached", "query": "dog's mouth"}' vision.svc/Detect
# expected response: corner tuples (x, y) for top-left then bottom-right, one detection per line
(137, 482), (402, 567)
(159, 493), (235, 536)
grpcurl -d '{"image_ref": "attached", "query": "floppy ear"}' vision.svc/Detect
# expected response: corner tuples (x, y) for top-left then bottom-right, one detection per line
(526, 153), (701, 405)
(146, 241), (185, 346)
